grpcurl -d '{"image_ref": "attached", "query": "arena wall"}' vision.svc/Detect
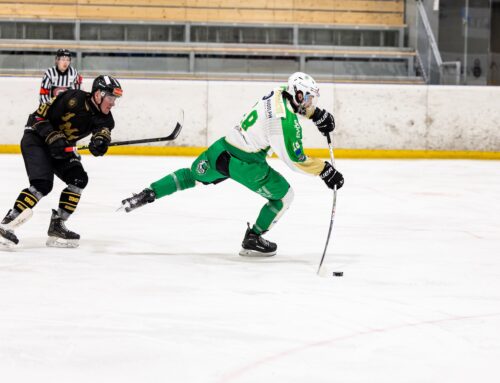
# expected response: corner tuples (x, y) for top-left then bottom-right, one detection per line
(0, 77), (499, 159)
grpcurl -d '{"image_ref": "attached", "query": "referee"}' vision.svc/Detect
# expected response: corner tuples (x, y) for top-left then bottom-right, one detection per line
(39, 49), (82, 104)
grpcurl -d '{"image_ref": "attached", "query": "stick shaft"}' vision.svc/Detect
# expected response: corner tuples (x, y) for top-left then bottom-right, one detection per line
(65, 122), (182, 152)
(317, 134), (338, 275)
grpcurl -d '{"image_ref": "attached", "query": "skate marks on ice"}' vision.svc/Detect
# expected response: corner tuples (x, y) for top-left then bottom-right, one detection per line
(1, 156), (500, 382)
(216, 311), (500, 383)
(110, 248), (315, 265)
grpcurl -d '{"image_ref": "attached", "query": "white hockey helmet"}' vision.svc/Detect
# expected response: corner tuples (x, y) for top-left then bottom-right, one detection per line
(287, 72), (320, 107)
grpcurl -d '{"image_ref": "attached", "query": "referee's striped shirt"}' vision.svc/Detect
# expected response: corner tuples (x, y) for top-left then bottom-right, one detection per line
(39, 66), (82, 104)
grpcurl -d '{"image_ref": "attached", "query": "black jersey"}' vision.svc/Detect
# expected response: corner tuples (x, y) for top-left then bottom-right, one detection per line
(39, 66), (82, 104)
(32, 89), (114, 144)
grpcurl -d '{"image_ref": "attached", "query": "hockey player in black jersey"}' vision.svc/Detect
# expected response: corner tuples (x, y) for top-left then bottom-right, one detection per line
(0, 75), (123, 248)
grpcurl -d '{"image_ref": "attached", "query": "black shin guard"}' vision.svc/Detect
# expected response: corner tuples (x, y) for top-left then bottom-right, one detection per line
(13, 187), (43, 215)
(58, 185), (82, 220)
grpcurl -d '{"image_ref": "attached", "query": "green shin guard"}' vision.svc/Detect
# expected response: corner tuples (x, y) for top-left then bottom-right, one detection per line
(253, 187), (294, 234)
(150, 168), (196, 198)
(254, 199), (285, 234)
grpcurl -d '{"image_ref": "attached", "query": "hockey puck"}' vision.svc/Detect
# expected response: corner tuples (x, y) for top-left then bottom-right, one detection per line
(332, 271), (344, 277)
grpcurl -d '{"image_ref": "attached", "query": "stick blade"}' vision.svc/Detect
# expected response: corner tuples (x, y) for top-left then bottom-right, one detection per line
(166, 108), (184, 140)
(317, 264), (328, 277)
(166, 121), (183, 140)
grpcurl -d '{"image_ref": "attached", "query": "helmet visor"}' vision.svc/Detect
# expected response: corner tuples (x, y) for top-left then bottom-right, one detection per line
(111, 87), (123, 97)
(101, 92), (121, 107)
(303, 91), (319, 109)
(101, 87), (123, 104)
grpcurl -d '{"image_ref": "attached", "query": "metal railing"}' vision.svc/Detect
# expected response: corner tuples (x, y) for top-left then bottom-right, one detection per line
(415, 0), (461, 85)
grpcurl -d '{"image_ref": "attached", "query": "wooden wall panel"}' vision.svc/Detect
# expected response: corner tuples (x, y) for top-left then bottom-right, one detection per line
(0, 0), (404, 26)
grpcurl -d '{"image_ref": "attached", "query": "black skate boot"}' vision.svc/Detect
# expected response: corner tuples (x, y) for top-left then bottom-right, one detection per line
(239, 224), (277, 257)
(0, 209), (21, 247)
(120, 188), (156, 212)
(46, 209), (80, 248)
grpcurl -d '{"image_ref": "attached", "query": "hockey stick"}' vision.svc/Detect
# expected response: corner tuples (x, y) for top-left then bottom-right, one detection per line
(65, 121), (183, 152)
(317, 133), (339, 276)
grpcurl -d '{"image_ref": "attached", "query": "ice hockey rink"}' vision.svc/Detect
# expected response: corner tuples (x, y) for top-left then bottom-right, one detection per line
(1, 154), (499, 383)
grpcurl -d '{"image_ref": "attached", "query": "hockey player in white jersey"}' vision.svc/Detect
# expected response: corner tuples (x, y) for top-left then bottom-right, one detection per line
(120, 72), (344, 256)
(39, 49), (82, 104)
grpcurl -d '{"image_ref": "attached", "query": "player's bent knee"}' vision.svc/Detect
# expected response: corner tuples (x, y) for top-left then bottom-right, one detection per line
(73, 172), (89, 189)
(268, 187), (294, 211)
(270, 187), (294, 211)
(30, 179), (53, 196)
(64, 167), (88, 189)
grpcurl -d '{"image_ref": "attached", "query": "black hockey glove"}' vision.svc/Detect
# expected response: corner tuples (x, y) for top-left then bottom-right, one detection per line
(312, 108), (335, 136)
(45, 131), (72, 160)
(89, 130), (111, 157)
(320, 162), (344, 190)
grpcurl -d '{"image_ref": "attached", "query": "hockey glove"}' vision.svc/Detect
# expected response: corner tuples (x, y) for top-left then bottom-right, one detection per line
(312, 108), (335, 136)
(45, 131), (72, 160)
(89, 129), (111, 157)
(320, 162), (344, 190)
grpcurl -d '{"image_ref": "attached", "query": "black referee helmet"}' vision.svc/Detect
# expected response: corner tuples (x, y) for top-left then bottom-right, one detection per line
(56, 49), (72, 59)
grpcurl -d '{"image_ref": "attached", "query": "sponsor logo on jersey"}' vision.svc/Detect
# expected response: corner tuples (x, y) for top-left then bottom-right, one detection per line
(67, 98), (77, 108)
(264, 99), (273, 119)
(293, 141), (303, 158)
(294, 119), (301, 139)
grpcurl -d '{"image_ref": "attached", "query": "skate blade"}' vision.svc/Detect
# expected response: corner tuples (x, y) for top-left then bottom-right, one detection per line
(116, 201), (131, 212)
(0, 228), (18, 249)
(239, 248), (276, 257)
(46, 236), (79, 248)
(0, 239), (16, 251)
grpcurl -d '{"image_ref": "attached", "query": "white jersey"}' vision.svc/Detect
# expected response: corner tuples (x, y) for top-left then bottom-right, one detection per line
(225, 87), (324, 176)
(39, 66), (82, 104)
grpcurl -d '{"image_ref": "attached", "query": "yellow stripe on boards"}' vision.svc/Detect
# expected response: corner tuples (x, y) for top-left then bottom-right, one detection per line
(0, 145), (21, 153)
(1, 145), (499, 160)
(323, 149), (500, 160)
(105, 146), (208, 157)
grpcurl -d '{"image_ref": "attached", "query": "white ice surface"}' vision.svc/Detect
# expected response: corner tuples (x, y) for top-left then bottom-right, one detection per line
(1, 154), (499, 383)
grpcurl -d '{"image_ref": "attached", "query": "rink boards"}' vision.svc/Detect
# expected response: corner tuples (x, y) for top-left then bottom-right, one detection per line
(0, 77), (499, 159)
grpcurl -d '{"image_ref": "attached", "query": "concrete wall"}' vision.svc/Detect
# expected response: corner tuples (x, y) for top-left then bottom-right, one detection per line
(0, 77), (499, 152)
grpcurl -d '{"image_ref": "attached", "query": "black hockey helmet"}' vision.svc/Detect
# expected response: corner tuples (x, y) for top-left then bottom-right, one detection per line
(56, 49), (72, 58)
(92, 75), (123, 98)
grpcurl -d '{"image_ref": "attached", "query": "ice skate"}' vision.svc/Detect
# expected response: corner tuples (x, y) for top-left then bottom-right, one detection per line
(46, 209), (80, 248)
(0, 227), (18, 249)
(0, 209), (28, 248)
(120, 188), (156, 212)
(239, 224), (277, 257)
